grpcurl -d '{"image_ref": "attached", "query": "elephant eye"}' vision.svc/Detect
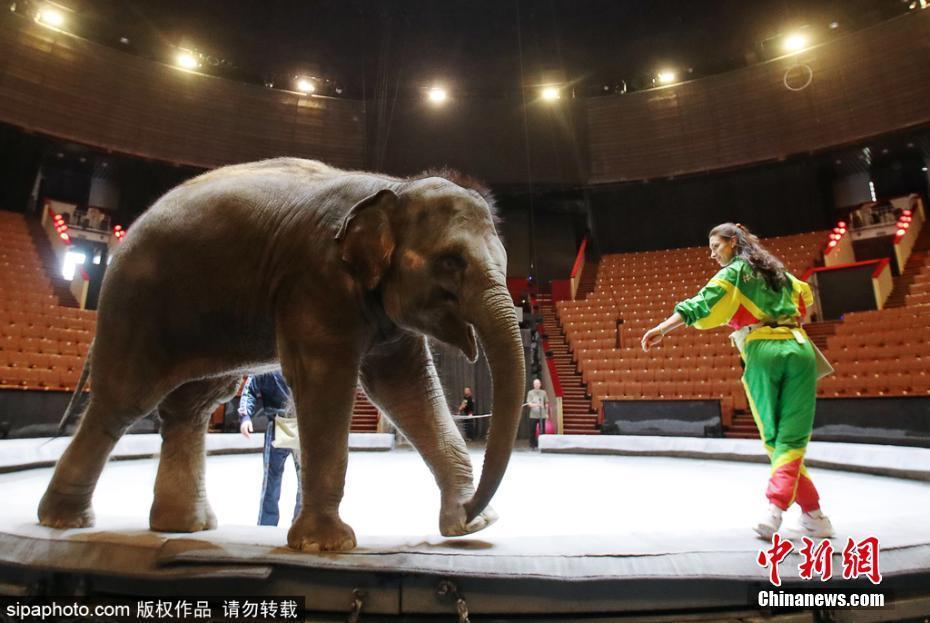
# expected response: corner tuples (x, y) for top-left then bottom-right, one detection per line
(437, 287), (459, 303)
(438, 253), (466, 273)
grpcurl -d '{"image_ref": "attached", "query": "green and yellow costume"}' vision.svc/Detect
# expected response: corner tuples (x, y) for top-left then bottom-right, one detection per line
(674, 257), (820, 512)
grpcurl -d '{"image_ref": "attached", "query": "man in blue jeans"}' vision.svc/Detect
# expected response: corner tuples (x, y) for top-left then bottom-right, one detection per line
(238, 372), (301, 526)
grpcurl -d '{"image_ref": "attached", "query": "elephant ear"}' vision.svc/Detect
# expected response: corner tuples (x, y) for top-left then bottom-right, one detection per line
(335, 189), (398, 290)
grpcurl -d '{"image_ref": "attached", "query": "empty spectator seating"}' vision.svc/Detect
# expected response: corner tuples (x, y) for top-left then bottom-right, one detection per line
(815, 241), (930, 398)
(0, 209), (381, 433)
(905, 253), (930, 308)
(819, 306), (930, 398)
(0, 210), (96, 391)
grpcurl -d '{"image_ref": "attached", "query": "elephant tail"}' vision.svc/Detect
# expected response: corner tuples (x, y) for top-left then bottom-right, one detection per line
(56, 339), (94, 435)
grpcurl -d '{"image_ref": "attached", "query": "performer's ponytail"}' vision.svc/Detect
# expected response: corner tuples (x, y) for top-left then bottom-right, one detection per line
(709, 222), (788, 291)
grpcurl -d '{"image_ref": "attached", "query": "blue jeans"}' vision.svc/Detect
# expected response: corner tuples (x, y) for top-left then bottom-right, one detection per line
(258, 417), (302, 526)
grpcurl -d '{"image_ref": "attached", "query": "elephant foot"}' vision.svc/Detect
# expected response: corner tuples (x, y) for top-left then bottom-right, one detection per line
(38, 488), (95, 529)
(149, 498), (217, 533)
(440, 498), (498, 537)
(287, 513), (357, 552)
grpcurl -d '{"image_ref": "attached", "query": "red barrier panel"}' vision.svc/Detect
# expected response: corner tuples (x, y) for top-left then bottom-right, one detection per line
(551, 279), (572, 303)
(507, 277), (532, 305)
(801, 258), (890, 281)
(539, 331), (564, 399)
(546, 358), (563, 399)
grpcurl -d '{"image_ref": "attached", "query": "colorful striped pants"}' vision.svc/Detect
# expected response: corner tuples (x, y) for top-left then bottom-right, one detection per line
(741, 338), (820, 512)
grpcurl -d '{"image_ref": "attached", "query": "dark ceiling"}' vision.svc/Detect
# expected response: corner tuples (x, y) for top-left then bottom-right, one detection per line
(47, 0), (909, 96)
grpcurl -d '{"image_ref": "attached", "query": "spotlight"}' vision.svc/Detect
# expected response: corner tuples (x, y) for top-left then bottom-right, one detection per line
(829, 21), (839, 30)
(783, 32), (809, 53)
(176, 51), (200, 70)
(36, 7), (64, 28)
(656, 70), (677, 85)
(427, 86), (447, 104)
(541, 86), (560, 101)
(296, 78), (316, 94)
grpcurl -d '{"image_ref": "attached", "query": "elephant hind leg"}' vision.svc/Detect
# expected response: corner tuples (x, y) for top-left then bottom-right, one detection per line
(149, 375), (241, 533)
(39, 395), (156, 529)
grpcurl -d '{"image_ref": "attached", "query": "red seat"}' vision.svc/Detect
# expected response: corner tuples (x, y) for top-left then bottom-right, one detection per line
(0, 336), (21, 352)
(37, 340), (60, 355)
(60, 342), (81, 356)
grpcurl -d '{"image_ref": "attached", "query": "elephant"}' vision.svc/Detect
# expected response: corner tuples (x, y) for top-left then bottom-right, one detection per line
(37, 158), (526, 552)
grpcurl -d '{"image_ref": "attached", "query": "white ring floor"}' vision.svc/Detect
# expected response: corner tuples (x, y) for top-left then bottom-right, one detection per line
(2, 448), (929, 562)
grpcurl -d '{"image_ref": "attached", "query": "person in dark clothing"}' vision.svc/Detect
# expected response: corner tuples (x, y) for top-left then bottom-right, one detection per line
(239, 371), (301, 526)
(458, 386), (476, 441)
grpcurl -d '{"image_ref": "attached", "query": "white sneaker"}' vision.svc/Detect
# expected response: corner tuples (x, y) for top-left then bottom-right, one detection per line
(797, 509), (835, 538)
(754, 504), (783, 540)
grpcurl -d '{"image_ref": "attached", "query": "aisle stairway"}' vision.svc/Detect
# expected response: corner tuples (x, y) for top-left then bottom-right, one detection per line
(351, 388), (379, 432)
(537, 294), (599, 434)
(725, 413), (758, 439)
(25, 215), (80, 308)
(804, 320), (839, 352)
(885, 221), (930, 308)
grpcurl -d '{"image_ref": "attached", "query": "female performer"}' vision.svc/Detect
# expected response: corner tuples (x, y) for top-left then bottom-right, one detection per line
(641, 223), (834, 539)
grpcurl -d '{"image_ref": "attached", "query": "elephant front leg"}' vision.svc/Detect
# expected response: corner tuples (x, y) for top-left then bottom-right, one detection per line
(361, 334), (497, 538)
(282, 348), (358, 552)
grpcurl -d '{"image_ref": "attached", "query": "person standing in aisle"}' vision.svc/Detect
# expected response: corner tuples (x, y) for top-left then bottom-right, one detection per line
(526, 378), (550, 450)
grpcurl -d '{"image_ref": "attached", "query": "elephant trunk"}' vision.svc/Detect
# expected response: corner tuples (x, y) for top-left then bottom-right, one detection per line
(464, 280), (526, 523)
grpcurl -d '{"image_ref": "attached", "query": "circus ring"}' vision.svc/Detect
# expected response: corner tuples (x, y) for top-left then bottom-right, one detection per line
(1, 433), (929, 620)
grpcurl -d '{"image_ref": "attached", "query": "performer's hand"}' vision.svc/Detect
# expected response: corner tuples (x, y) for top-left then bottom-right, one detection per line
(641, 327), (664, 352)
(240, 420), (253, 439)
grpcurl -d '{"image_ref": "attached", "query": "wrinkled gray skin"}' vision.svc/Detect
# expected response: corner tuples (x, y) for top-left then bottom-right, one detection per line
(37, 158), (525, 551)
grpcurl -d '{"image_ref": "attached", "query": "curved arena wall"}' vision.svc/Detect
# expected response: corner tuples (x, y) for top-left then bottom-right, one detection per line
(0, 14), (366, 170)
(587, 10), (930, 183)
(1, 11), (929, 184)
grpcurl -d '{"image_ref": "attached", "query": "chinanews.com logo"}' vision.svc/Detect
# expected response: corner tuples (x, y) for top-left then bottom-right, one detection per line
(755, 533), (886, 609)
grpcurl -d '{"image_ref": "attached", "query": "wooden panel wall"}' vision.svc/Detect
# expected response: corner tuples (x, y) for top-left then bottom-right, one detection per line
(2, 10), (929, 184)
(0, 15), (365, 170)
(369, 95), (589, 185)
(587, 11), (930, 183)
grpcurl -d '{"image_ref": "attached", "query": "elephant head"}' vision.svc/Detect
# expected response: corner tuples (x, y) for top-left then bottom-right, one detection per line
(336, 175), (525, 522)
